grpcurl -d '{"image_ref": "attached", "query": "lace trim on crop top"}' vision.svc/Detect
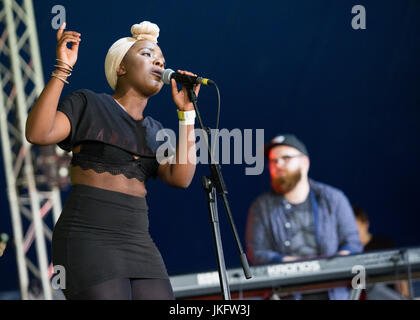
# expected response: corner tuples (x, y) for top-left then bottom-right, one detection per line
(71, 141), (159, 182)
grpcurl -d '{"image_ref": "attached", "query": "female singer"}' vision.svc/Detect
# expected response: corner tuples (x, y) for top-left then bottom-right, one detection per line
(25, 21), (200, 300)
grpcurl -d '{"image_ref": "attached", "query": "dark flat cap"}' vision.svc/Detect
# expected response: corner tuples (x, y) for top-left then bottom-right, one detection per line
(264, 134), (309, 158)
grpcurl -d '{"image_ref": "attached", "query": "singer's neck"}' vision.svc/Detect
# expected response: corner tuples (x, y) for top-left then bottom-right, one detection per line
(112, 88), (148, 121)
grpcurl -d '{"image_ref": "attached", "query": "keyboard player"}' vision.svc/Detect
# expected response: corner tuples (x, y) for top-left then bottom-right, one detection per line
(245, 134), (363, 300)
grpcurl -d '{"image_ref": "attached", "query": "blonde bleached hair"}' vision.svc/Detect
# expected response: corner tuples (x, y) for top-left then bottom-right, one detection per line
(105, 21), (160, 90)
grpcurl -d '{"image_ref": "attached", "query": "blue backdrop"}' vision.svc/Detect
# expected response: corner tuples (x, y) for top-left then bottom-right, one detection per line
(1, 0), (419, 292)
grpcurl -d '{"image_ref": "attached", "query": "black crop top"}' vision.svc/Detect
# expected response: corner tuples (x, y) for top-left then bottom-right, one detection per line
(56, 89), (175, 182)
(71, 141), (160, 182)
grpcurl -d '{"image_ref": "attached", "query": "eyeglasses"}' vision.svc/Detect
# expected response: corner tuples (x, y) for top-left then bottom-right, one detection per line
(268, 154), (303, 166)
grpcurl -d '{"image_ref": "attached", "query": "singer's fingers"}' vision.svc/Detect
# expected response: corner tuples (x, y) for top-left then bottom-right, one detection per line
(177, 70), (197, 77)
(57, 36), (81, 49)
(170, 78), (179, 97)
(71, 39), (80, 53)
(57, 29), (81, 43)
(56, 22), (66, 41)
(58, 35), (81, 44)
(178, 70), (193, 74)
(62, 31), (82, 38)
(194, 83), (201, 96)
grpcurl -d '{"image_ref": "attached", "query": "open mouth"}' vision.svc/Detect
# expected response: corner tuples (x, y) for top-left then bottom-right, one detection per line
(151, 71), (162, 79)
(151, 68), (163, 80)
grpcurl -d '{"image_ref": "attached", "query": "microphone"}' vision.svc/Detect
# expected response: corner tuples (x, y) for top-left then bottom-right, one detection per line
(161, 68), (215, 86)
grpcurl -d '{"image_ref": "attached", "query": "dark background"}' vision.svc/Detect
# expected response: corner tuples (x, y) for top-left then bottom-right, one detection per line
(1, 0), (419, 292)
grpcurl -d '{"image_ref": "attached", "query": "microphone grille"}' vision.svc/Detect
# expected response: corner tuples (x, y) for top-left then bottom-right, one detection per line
(161, 69), (174, 85)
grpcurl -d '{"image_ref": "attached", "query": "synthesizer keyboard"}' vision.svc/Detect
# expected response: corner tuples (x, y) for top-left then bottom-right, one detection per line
(170, 247), (420, 298)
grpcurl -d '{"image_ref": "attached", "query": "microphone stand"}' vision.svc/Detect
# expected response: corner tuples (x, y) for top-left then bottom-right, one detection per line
(185, 84), (252, 300)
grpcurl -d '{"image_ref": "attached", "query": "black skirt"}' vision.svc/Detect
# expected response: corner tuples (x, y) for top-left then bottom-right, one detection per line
(52, 184), (169, 298)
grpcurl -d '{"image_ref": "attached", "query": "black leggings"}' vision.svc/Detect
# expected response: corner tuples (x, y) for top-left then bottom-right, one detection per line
(67, 278), (174, 300)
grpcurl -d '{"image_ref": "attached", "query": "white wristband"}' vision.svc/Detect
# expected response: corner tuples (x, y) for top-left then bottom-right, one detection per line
(177, 110), (196, 121)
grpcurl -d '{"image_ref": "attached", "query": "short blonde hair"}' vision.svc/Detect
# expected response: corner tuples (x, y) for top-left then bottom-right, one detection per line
(104, 21), (160, 90)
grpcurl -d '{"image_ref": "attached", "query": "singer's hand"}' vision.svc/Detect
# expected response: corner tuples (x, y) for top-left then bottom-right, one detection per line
(56, 22), (81, 69)
(337, 250), (351, 256)
(282, 256), (301, 262)
(171, 70), (201, 111)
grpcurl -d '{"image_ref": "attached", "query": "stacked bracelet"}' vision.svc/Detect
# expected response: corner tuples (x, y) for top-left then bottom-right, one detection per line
(52, 59), (73, 84)
(56, 59), (74, 71)
(51, 71), (69, 84)
(54, 64), (72, 75)
(178, 110), (196, 125)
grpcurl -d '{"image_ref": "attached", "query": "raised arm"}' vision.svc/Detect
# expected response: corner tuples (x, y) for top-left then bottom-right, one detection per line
(157, 71), (200, 188)
(25, 22), (81, 145)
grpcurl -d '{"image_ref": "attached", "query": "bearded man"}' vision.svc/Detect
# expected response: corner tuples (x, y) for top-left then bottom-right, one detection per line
(245, 134), (362, 300)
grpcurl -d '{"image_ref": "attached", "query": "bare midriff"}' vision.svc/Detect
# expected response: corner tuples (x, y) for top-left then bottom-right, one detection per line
(69, 144), (148, 198)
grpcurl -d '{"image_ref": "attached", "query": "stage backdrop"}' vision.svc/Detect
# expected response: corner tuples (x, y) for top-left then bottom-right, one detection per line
(1, 0), (419, 292)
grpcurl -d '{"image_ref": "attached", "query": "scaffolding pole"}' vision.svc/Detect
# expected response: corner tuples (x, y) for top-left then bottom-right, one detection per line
(0, 0), (63, 300)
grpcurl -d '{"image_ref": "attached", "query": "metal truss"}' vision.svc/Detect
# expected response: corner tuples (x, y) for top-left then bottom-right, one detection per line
(0, 0), (65, 300)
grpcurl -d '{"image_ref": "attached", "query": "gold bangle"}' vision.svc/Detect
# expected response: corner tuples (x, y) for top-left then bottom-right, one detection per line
(54, 65), (72, 74)
(56, 59), (73, 70)
(51, 72), (69, 84)
(54, 69), (72, 77)
(52, 70), (70, 79)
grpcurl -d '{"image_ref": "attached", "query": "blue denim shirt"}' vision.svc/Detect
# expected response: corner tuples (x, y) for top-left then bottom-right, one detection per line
(245, 179), (363, 300)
